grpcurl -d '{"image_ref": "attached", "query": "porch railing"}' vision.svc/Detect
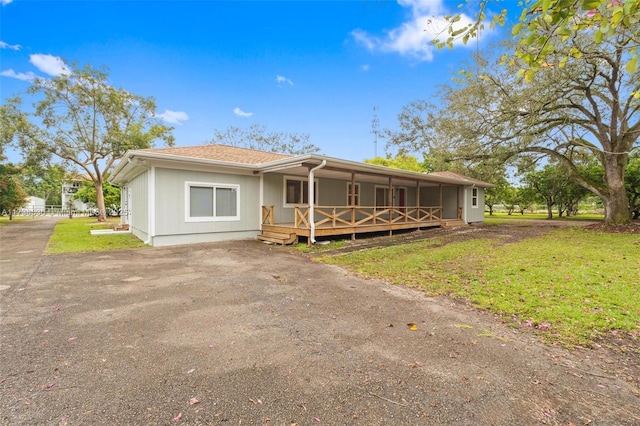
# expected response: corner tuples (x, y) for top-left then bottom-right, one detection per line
(262, 205), (443, 229)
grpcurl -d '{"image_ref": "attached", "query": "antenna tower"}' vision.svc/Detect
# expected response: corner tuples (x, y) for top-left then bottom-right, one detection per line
(371, 106), (380, 157)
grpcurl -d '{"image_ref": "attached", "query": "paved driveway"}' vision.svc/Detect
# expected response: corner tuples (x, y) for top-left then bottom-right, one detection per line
(1, 218), (639, 425)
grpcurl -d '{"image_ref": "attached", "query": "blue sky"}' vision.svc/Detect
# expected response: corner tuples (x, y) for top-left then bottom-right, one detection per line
(1, 0), (516, 164)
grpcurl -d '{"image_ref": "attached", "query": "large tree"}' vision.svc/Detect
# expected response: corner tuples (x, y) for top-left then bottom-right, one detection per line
(2, 65), (174, 222)
(0, 163), (28, 220)
(390, 24), (639, 224)
(438, 0), (639, 80)
(208, 124), (320, 155)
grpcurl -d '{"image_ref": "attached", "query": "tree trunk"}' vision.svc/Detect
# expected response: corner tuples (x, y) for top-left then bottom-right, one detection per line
(546, 201), (553, 219)
(603, 155), (630, 225)
(603, 187), (631, 224)
(95, 179), (107, 222)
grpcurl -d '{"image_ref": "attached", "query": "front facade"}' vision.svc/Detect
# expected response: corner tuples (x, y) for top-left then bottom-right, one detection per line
(109, 145), (492, 246)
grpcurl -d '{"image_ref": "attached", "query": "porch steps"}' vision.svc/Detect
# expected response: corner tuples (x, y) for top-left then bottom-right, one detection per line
(441, 219), (468, 228)
(257, 231), (299, 246)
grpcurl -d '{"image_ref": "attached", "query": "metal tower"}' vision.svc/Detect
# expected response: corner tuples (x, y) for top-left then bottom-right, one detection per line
(371, 106), (380, 157)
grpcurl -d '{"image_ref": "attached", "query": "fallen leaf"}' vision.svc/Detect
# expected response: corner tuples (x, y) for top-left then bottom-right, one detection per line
(45, 382), (56, 389)
(186, 368), (195, 374)
(172, 412), (182, 422)
(313, 418), (321, 423)
(189, 397), (200, 405)
(407, 323), (417, 330)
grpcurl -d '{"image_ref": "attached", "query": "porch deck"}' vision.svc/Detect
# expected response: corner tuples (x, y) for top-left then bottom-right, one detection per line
(259, 205), (466, 244)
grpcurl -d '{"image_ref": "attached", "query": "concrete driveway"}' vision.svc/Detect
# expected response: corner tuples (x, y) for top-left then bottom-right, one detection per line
(1, 218), (639, 425)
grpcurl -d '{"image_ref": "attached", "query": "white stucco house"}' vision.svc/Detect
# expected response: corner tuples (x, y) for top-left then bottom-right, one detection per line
(108, 145), (493, 246)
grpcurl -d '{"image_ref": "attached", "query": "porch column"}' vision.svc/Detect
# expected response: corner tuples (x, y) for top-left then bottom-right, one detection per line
(416, 179), (420, 224)
(388, 176), (392, 236)
(350, 172), (356, 240)
(439, 184), (443, 221)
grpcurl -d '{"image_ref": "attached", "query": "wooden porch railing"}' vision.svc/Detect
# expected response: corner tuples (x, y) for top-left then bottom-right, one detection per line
(261, 205), (274, 225)
(265, 205), (443, 229)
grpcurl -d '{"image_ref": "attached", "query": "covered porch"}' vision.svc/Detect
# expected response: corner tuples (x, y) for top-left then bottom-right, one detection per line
(259, 204), (465, 245)
(255, 157), (477, 245)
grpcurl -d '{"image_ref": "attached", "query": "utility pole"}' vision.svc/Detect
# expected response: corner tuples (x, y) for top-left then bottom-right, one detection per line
(371, 106), (379, 158)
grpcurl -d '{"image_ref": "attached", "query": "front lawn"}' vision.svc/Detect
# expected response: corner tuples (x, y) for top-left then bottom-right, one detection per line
(46, 217), (147, 254)
(318, 226), (640, 347)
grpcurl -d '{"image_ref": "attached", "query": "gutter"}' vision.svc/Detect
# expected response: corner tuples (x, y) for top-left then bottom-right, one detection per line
(308, 160), (326, 244)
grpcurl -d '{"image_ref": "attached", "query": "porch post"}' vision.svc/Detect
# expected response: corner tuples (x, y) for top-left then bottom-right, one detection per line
(388, 176), (392, 236)
(439, 184), (443, 221)
(416, 179), (421, 226)
(351, 172), (356, 240)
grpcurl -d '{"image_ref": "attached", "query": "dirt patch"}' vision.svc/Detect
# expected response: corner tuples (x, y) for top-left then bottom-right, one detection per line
(304, 221), (640, 392)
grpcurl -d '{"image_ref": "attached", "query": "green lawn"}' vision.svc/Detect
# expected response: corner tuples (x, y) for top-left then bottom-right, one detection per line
(485, 212), (604, 221)
(318, 227), (640, 347)
(0, 216), (33, 226)
(46, 217), (147, 254)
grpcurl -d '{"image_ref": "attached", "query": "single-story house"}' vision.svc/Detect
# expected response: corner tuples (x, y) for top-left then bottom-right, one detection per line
(108, 145), (494, 246)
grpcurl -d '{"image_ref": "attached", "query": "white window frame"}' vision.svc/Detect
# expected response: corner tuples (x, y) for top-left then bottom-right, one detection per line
(283, 176), (318, 208)
(346, 182), (360, 206)
(184, 181), (240, 222)
(471, 187), (479, 208)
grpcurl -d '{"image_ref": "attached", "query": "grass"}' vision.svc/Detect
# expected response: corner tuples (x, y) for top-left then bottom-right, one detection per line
(318, 227), (640, 347)
(485, 212), (604, 221)
(291, 239), (347, 253)
(0, 216), (33, 226)
(46, 217), (147, 254)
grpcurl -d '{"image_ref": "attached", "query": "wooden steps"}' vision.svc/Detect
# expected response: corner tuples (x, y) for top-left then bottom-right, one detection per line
(257, 231), (298, 245)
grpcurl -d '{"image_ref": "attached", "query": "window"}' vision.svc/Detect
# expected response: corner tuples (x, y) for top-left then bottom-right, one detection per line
(375, 186), (389, 207)
(346, 183), (360, 206)
(185, 182), (239, 222)
(284, 177), (317, 206)
(471, 187), (478, 208)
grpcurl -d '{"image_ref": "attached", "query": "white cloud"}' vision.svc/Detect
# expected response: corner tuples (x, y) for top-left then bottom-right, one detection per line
(0, 41), (21, 50)
(276, 75), (293, 86)
(1, 0), (13, 6)
(0, 69), (36, 81)
(361, 64), (370, 72)
(351, 0), (482, 62)
(233, 107), (253, 118)
(29, 53), (71, 76)
(156, 110), (189, 126)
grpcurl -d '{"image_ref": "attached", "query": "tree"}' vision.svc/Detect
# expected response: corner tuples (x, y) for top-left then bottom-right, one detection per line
(21, 164), (66, 206)
(2, 65), (174, 222)
(394, 26), (639, 224)
(364, 152), (430, 172)
(73, 180), (120, 212)
(438, 0), (640, 80)
(208, 124), (320, 155)
(0, 163), (29, 219)
(626, 153), (640, 219)
(524, 165), (565, 219)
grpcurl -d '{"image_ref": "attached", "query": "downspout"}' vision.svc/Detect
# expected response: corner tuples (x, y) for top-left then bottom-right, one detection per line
(308, 160), (327, 244)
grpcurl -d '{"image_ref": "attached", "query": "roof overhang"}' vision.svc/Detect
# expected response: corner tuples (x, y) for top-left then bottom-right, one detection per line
(109, 150), (494, 188)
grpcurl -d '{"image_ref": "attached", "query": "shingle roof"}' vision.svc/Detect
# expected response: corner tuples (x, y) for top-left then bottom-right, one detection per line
(137, 144), (291, 165)
(429, 171), (493, 187)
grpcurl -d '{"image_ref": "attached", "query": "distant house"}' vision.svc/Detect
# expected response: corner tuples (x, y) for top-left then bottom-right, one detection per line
(108, 145), (493, 246)
(25, 196), (46, 210)
(62, 175), (90, 211)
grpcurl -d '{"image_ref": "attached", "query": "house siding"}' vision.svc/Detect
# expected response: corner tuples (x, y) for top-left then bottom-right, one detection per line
(151, 167), (261, 246)
(129, 170), (149, 242)
(465, 187), (485, 223)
